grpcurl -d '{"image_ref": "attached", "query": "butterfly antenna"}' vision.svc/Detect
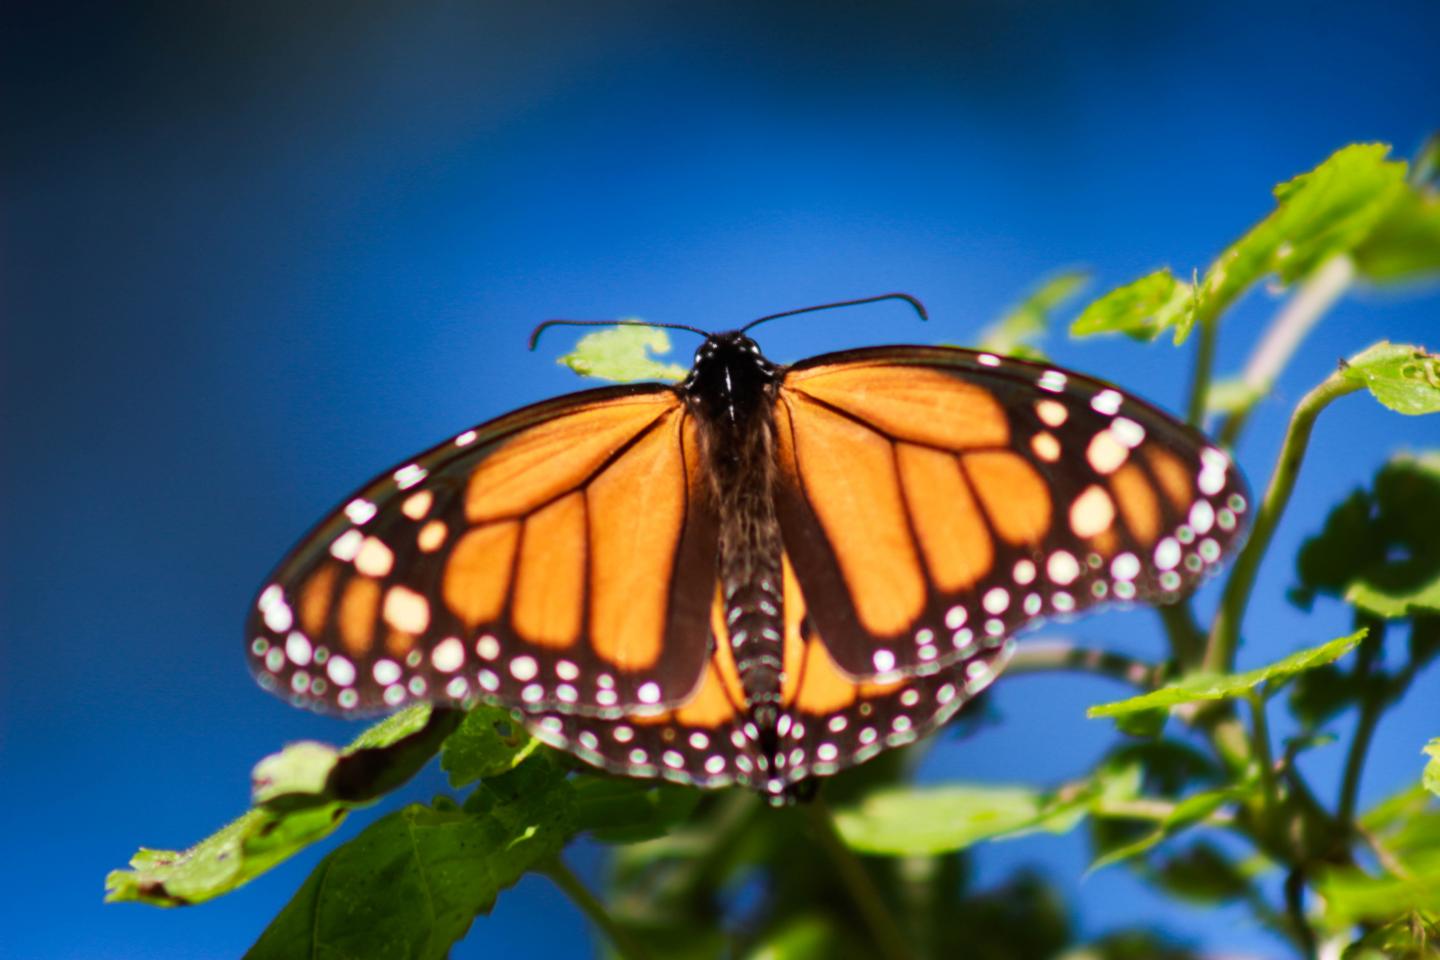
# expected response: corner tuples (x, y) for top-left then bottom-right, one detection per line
(739, 292), (928, 334)
(528, 318), (710, 351)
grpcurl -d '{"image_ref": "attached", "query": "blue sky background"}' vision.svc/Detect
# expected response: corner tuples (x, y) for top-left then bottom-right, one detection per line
(4, 2), (1438, 957)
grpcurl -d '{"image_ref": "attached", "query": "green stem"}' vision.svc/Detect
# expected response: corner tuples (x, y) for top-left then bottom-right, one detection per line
(542, 857), (654, 960)
(1005, 640), (1160, 688)
(801, 798), (914, 960)
(1247, 691), (1279, 816)
(1216, 255), (1355, 448)
(1336, 619), (1387, 830)
(1204, 372), (1362, 673)
(1185, 312), (1219, 428)
(1158, 601), (1206, 668)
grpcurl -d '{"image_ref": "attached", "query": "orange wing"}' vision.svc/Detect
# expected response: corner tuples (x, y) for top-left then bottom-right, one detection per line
(246, 384), (718, 716)
(774, 346), (1249, 681)
(525, 552), (1014, 796)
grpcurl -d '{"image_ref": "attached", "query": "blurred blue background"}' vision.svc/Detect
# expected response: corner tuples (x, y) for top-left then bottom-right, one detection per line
(4, 1), (1438, 957)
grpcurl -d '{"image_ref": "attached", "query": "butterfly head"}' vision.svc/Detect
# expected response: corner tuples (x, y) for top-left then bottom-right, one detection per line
(682, 331), (780, 422)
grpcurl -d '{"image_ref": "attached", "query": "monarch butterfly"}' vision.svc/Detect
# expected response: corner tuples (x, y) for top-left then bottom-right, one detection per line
(247, 295), (1248, 802)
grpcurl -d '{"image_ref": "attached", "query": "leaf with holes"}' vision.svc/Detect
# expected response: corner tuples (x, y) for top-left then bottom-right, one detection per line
(1088, 629), (1367, 721)
(440, 704), (542, 788)
(1342, 343), (1440, 417)
(556, 324), (687, 382)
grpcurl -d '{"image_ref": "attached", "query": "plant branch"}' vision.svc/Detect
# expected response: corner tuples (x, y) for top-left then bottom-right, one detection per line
(1185, 311), (1220, 428)
(801, 797), (914, 960)
(1006, 639), (1161, 688)
(1204, 371), (1363, 674)
(1217, 256), (1356, 447)
(1158, 601), (1206, 668)
(1337, 619), (1388, 830)
(542, 857), (654, 960)
(1247, 692), (1279, 817)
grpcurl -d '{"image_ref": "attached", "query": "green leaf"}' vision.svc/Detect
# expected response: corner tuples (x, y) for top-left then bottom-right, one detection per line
(1200, 143), (1408, 325)
(1313, 866), (1440, 930)
(556, 324), (688, 382)
(1151, 841), (1253, 904)
(1088, 629), (1367, 720)
(1341, 342), (1440, 417)
(978, 268), (1089, 360)
(1070, 269), (1195, 342)
(1087, 783), (1252, 873)
(1354, 133), (1440, 282)
(1204, 377), (1264, 417)
(439, 705), (540, 789)
(246, 781), (572, 960)
(106, 706), (461, 906)
(570, 775), (704, 844)
(832, 782), (1093, 856)
(1294, 453), (1440, 618)
(1425, 740), (1440, 798)
(1352, 187), (1440, 282)
(104, 805), (349, 907)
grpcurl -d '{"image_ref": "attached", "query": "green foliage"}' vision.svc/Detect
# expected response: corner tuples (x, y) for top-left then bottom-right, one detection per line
(1070, 269), (1195, 342)
(439, 703), (541, 788)
(1342, 343), (1440, 417)
(1292, 452), (1440, 618)
(1087, 629), (1366, 723)
(977, 269), (1089, 360)
(106, 705), (459, 906)
(110, 138), (1440, 959)
(557, 324), (689, 382)
(1074, 141), (1440, 346)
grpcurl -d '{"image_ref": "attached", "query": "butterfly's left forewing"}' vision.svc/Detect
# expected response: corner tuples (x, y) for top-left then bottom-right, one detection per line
(773, 346), (1249, 682)
(246, 385), (719, 716)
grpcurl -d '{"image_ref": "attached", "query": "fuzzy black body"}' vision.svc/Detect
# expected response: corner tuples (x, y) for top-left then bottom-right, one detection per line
(679, 332), (787, 760)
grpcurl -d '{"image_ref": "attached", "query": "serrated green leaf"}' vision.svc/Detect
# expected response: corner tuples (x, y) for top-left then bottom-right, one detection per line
(246, 781), (572, 960)
(439, 705), (540, 788)
(1425, 740), (1440, 798)
(1199, 144), (1408, 330)
(1342, 342), (1440, 416)
(1070, 269), (1194, 341)
(106, 706), (461, 907)
(1294, 453), (1440, 618)
(557, 324), (688, 382)
(1088, 629), (1366, 720)
(979, 268), (1089, 359)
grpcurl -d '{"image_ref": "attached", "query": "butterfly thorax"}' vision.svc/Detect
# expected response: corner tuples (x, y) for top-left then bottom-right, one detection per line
(682, 333), (786, 758)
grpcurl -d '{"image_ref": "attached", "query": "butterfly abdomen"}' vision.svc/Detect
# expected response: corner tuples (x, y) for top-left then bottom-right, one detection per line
(684, 334), (787, 758)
